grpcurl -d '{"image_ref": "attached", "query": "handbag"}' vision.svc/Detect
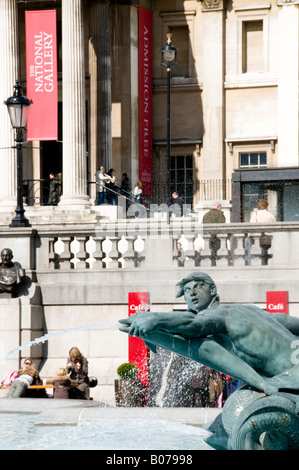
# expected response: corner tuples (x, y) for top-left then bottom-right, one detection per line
(260, 233), (271, 247)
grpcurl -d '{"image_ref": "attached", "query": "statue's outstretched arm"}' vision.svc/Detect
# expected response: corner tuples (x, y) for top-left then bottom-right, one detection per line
(119, 310), (223, 339)
(119, 311), (277, 395)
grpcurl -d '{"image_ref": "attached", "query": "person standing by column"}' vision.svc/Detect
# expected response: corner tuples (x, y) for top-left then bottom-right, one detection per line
(96, 166), (111, 205)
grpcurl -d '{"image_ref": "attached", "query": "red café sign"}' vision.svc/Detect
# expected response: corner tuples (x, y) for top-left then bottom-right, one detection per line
(266, 291), (288, 315)
(128, 292), (150, 386)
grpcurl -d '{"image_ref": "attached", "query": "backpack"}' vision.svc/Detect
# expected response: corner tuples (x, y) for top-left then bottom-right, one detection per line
(0, 370), (19, 387)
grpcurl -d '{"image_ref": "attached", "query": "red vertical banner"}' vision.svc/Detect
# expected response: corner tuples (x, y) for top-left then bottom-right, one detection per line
(128, 292), (150, 386)
(25, 10), (58, 141)
(138, 7), (153, 195)
(266, 291), (289, 315)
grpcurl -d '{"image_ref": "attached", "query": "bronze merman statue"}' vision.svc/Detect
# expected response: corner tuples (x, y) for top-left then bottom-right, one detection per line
(119, 272), (299, 449)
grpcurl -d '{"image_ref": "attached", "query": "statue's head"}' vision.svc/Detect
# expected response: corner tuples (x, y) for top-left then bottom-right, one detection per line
(1, 248), (13, 265)
(176, 272), (219, 312)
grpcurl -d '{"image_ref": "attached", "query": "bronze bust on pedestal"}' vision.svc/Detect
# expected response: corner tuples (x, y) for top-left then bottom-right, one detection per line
(0, 248), (25, 297)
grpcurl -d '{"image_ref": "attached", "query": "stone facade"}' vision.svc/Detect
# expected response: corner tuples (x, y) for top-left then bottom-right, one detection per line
(0, 1), (298, 405)
(0, 0), (298, 224)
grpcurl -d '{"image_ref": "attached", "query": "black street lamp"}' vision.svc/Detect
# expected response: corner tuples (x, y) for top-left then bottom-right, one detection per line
(161, 33), (177, 222)
(5, 81), (32, 227)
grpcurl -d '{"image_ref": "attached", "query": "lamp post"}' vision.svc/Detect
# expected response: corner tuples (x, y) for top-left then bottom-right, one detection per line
(161, 33), (177, 222)
(5, 81), (32, 227)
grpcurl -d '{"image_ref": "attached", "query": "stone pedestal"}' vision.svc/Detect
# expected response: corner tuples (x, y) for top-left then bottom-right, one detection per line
(0, 282), (44, 380)
(0, 228), (36, 270)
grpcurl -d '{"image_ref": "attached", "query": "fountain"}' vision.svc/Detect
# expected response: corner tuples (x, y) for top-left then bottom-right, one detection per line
(0, 320), (218, 450)
(119, 272), (299, 450)
(0, 322), (119, 364)
(0, 412), (213, 450)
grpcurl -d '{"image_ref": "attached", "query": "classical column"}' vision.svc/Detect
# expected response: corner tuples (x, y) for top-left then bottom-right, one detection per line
(60, 0), (90, 207)
(200, 0), (225, 182)
(277, 0), (299, 166)
(0, 0), (18, 210)
(89, 0), (112, 196)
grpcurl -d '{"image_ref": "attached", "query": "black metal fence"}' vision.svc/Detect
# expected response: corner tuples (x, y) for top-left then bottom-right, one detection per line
(23, 178), (232, 207)
(23, 178), (62, 206)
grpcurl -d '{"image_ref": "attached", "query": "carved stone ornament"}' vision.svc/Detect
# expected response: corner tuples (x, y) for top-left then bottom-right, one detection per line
(200, 0), (225, 10)
(277, 0), (299, 4)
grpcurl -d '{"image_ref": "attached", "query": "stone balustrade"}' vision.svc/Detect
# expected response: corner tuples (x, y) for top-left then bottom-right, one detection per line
(26, 219), (299, 271)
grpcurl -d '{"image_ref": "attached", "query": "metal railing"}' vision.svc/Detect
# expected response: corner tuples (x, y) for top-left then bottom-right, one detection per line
(23, 178), (62, 206)
(23, 178), (232, 207)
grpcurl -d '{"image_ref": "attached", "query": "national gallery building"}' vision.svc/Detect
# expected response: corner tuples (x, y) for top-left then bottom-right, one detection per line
(1, 0), (299, 224)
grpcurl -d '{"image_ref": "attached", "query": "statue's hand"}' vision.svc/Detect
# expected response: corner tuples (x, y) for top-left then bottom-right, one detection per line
(118, 317), (133, 333)
(118, 311), (143, 333)
(119, 312), (157, 338)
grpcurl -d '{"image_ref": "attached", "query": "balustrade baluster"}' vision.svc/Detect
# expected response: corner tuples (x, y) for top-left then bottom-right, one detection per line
(123, 237), (137, 268)
(70, 236), (87, 269)
(133, 236), (145, 267)
(92, 236), (104, 269)
(54, 237), (71, 269)
(49, 238), (57, 269)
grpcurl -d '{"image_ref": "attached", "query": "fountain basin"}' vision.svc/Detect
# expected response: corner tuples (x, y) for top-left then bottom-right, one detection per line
(0, 399), (218, 450)
(0, 398), (221, 426)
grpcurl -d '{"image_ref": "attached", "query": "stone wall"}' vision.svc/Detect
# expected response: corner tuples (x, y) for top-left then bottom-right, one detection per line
(0, 221), (298, 405)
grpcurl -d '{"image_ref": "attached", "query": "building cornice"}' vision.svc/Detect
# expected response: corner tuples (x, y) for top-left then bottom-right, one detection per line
(226, 136), (278, 154)
(234, 5), (271, 11)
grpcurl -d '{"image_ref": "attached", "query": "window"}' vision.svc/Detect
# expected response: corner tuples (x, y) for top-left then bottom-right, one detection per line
(170, 155), (193, 206)
(242, 20), (263, 73)
(169, 25), (189, 77)
(240, 152), (267, 168)
(160, 10), (196, 80)
(233, 6), (270, 78)
(242, 182), (280, 222)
